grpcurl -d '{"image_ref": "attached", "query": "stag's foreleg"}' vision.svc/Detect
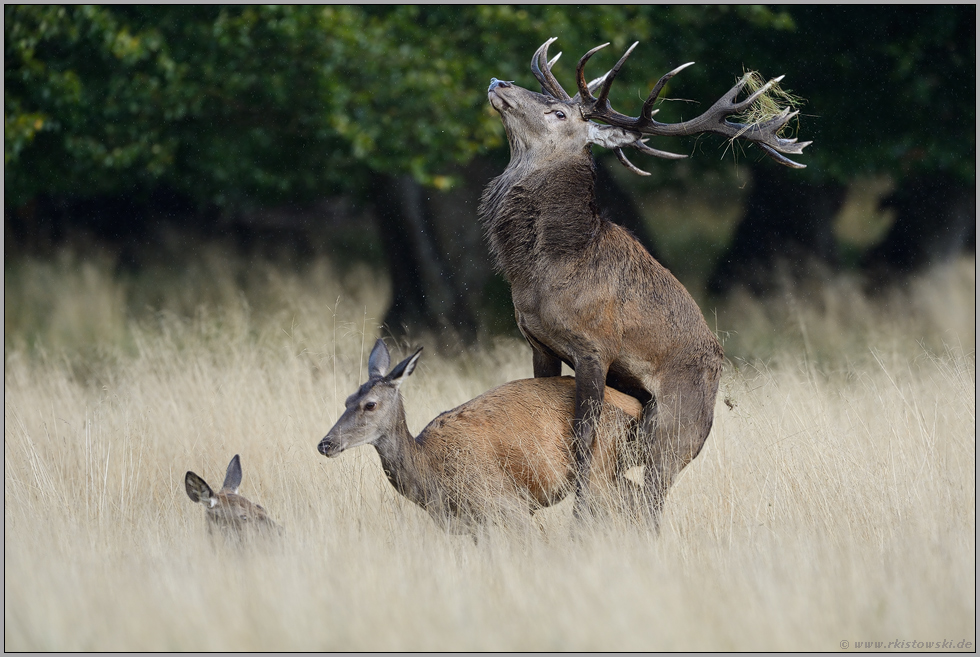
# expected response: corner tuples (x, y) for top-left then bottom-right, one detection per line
(641, 365), (720, 530)
(571, 353), (610, 519)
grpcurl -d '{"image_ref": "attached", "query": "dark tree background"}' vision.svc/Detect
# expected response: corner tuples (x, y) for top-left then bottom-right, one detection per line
(5, 5), (975, 339)
(705, 6), (976, 295)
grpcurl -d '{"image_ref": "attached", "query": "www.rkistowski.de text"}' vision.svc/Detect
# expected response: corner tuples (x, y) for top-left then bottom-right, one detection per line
(840, 639), (974, 650)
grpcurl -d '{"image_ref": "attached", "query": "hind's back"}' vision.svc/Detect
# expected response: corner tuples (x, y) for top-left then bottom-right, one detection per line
(417, 376), (641, 507)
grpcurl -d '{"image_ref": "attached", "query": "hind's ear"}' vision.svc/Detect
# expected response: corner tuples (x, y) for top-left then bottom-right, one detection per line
(368, 339), (391, 378)
(185, 472), (215, 506)
(221, 454), (242, 493)
(387, 347), (423, 389)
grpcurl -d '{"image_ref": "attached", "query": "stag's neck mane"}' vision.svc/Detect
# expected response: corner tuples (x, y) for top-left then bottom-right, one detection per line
(479, 149), (602, 284)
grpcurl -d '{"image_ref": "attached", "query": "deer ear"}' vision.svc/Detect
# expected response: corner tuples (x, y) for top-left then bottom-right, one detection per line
(185, 471), (215, 506)
(387, 347), (423, 389)
(221, 454), (242, 493)
(587, 123), (640, 150)
(368, 339), (391, 378)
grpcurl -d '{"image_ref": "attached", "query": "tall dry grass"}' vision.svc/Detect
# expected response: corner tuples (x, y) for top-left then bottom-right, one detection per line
(4, 249), (976, 650)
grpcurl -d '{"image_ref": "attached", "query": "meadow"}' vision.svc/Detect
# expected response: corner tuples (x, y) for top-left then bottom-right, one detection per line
(4, 246), (976, 651)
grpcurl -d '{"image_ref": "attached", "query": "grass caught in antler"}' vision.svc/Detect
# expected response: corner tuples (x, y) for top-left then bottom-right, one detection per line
(731, 69), (806, 139)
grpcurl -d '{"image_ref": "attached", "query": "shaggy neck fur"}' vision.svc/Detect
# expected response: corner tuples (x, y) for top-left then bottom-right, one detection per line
(479, 148), (602, 286)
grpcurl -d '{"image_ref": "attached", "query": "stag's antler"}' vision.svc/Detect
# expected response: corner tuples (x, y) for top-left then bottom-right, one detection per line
(533, 38), (609, 103)
(575, 42), (810, 170)
(532, 38), (572, 101)
(532, 39), (685, 173)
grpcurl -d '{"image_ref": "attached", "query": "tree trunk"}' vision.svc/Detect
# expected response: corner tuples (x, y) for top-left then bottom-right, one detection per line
(372, 155), (666, 342)
(707, 165), (846, 296)
(861, 173), (976, 284)
(369, 172), (480, 344)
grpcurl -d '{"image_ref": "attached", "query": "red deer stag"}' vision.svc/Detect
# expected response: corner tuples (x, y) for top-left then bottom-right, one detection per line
(479, 38), (809, 526)
(317, 339), (643, 536)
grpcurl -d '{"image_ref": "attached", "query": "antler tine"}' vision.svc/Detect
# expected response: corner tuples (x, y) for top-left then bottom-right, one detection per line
(594, 41), (639, 109)
(621, 72), (809, 165)
(632, 139), (687, 160)
(575, 43), (609, 101)
(571, 71), (610, 104)
(567, 41), (810, 169)
(751, 106), (805, 147)
(615, 148), (652, 176)
(758, 143), (807, 169)
(641, 61), (695, 120)
(531, 38), (556, 78)
(539, 51), (563, 96)
(727, 75), (783, 115)
(614, 138), (689, 177)
(747, 105), (812, 156)
(532, 38), (571, 101)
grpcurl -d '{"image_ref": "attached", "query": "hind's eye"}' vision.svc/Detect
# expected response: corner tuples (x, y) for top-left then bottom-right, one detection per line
(555, 110), (566, 120)
(364, 401), (377, 411)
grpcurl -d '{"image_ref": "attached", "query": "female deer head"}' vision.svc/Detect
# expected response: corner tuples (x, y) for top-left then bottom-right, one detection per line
(318, 339), (645, 534)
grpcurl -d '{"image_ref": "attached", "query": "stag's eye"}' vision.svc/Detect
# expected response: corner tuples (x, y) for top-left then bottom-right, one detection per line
(364, 401), (377, 411)
(554, 110), (566, 120)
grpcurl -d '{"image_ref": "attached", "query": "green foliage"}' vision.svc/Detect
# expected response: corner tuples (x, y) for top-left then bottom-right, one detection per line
(6, 7), (179, 202)
(4, 6), (354, 207)
(5, 6), (974, 211)
(4, 6), (798, 209)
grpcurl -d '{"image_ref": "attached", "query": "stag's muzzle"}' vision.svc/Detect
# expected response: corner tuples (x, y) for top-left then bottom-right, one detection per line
(488, 78), (517, 112)
(488, 77), (513, 93)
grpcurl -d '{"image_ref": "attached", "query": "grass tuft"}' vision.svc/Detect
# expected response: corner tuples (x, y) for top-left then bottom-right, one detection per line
(730, 69), (806, 140)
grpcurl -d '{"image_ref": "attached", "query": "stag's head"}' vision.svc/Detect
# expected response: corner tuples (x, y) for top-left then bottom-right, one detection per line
(317, 339), (422, 458)
(488, 38), (810, 175)
(488, 77), (642, 165)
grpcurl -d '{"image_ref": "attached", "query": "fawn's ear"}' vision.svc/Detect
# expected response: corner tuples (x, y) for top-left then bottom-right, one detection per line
(387, 347), (423, 390)
(368, 339), (391, 379)
(221, 454), (242, 493)
(185, 471), (215, 506)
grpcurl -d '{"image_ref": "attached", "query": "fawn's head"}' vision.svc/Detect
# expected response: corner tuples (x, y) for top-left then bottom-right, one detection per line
(318, 339), (422, 458)
(184, 454), (279, 535)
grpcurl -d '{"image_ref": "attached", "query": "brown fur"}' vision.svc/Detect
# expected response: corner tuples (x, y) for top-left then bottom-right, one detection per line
(480, 75), (724, 527)
(184, 454), (281, 540)
(318, 340), (643, 535)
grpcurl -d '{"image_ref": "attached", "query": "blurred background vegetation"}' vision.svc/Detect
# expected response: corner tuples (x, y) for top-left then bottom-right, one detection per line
(4, 5), (976, 349)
